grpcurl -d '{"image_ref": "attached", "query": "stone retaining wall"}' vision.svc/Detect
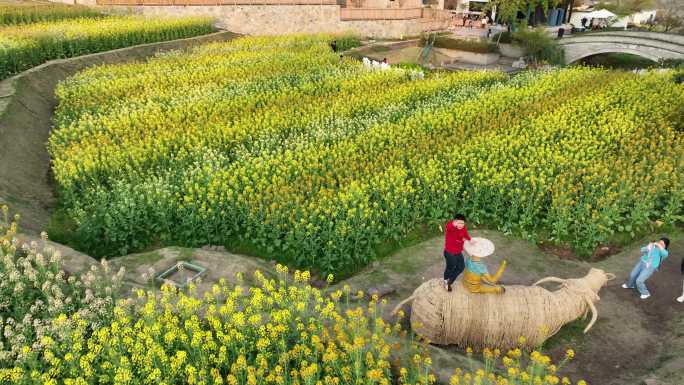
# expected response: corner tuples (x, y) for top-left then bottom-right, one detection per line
(105, 5), (450, 38)
(498, 43), (524, 58)
(433, 47), (500, 65)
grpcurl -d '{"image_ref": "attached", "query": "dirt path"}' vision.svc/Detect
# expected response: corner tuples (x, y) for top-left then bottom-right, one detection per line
(0, 30), (238, 234)
(342, 228), (684, 385)
(584, 235), (684, 385)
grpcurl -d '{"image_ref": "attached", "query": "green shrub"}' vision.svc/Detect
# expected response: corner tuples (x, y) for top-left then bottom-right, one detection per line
(335, 34), (362, 51)
(395, 62), (426, 72)
(661, 58), (684, 68)
(673, 67), (684, 84)
(492, 31), (513, 44)
(423, 36), (498, 54)
(512, 28), (565, 65)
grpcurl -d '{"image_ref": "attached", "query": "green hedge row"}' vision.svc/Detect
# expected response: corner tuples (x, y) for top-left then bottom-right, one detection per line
(422, 36), (499, 54)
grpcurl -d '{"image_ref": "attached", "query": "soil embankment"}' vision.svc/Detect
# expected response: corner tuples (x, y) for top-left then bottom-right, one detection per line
(0, 30), (238, 234)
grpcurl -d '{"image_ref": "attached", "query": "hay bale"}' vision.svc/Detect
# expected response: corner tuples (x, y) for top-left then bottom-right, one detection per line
(396, 268), (613, 350)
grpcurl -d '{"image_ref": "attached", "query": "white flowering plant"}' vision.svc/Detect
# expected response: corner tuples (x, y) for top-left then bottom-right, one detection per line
(0, 205), (124, 366)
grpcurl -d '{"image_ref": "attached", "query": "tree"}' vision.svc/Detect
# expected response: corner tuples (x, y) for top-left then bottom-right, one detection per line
(512, 27), (565, 65)
(486, 0), (564, 26)
(595, 0), (655, 16)
(656, 0), (684, 33)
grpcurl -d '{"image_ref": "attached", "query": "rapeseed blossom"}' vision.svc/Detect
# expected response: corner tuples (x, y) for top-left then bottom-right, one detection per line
(47, 34), (684, 275)
(1, 217), (438, 385)
(449, 341), (585, 385)
(0, 15), (214, 79)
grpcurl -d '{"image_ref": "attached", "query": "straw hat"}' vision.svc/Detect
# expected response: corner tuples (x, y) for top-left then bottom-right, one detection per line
(464, 237), (495, 258)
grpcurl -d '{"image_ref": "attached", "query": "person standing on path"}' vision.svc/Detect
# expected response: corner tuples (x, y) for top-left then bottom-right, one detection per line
(443, 214), (472, 292)
(677, 257), (684, 303)
(622, 237), (670, 299)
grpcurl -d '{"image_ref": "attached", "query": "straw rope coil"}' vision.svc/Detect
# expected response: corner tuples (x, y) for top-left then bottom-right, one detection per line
(393, 268), (614, 350)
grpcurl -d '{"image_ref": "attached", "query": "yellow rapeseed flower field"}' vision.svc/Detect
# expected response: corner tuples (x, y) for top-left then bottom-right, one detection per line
(48, 34), (684, 275)
(0, 2), (103, 26)
(0, 209), (588, 384)
(4, 264), (439, 385)
(0, 15), (215, 79)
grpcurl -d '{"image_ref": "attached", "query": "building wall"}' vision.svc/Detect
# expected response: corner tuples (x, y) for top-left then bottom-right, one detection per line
(346, 17), (449, 37)
(349, 0), (390, 8)
(113, 5), (449, 38)
(345, 0), (422, 9)
(135, 5), (342, 35)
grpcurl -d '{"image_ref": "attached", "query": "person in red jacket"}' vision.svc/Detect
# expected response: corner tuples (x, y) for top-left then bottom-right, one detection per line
(443, 213), (473, 292)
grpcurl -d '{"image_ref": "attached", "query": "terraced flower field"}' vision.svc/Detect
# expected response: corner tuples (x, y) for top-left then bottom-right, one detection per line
(0, 15), (215, 79)
(50, 34), (684, 275)
(0, 1), (102, 25)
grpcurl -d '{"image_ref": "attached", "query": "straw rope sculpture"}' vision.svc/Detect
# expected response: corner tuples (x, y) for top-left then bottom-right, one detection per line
(392, 268), (615, 350)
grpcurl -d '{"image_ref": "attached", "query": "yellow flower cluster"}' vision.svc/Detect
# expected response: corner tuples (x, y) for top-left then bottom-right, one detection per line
(0, 2), (102, 26)
(1, 210), (593, 384)
(0, 205), (18, 248)
(49, 33), (684, 273)
(0, 15), (214, 79)
(452, 345), (584, 385)
(6, 265), (436, 385)
(49, 34), (506, 268)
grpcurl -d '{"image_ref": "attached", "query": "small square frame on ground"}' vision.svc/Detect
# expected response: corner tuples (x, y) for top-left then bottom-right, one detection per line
(155, 261), (207, 288)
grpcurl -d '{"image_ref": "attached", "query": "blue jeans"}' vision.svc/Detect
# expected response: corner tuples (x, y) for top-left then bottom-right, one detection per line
(627, 261), (656, 296)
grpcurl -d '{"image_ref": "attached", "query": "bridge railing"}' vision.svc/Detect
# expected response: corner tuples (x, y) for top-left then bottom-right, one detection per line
(566, 30), (684, 47)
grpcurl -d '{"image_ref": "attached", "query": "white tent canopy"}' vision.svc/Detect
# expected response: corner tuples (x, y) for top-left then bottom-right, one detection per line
(570, 9), (618, 28)
(587, 9), (617, 19)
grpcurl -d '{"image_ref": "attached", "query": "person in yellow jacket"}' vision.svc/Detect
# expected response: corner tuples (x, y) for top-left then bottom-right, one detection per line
(462, 237), (507, 294)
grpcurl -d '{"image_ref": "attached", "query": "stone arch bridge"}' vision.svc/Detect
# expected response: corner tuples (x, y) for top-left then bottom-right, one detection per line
(559, 31), (684, 64)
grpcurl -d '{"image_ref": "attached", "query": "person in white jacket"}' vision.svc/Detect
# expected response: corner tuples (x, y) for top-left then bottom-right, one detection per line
(362, 57), (371, 68)
(622, 237), (670, 299)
